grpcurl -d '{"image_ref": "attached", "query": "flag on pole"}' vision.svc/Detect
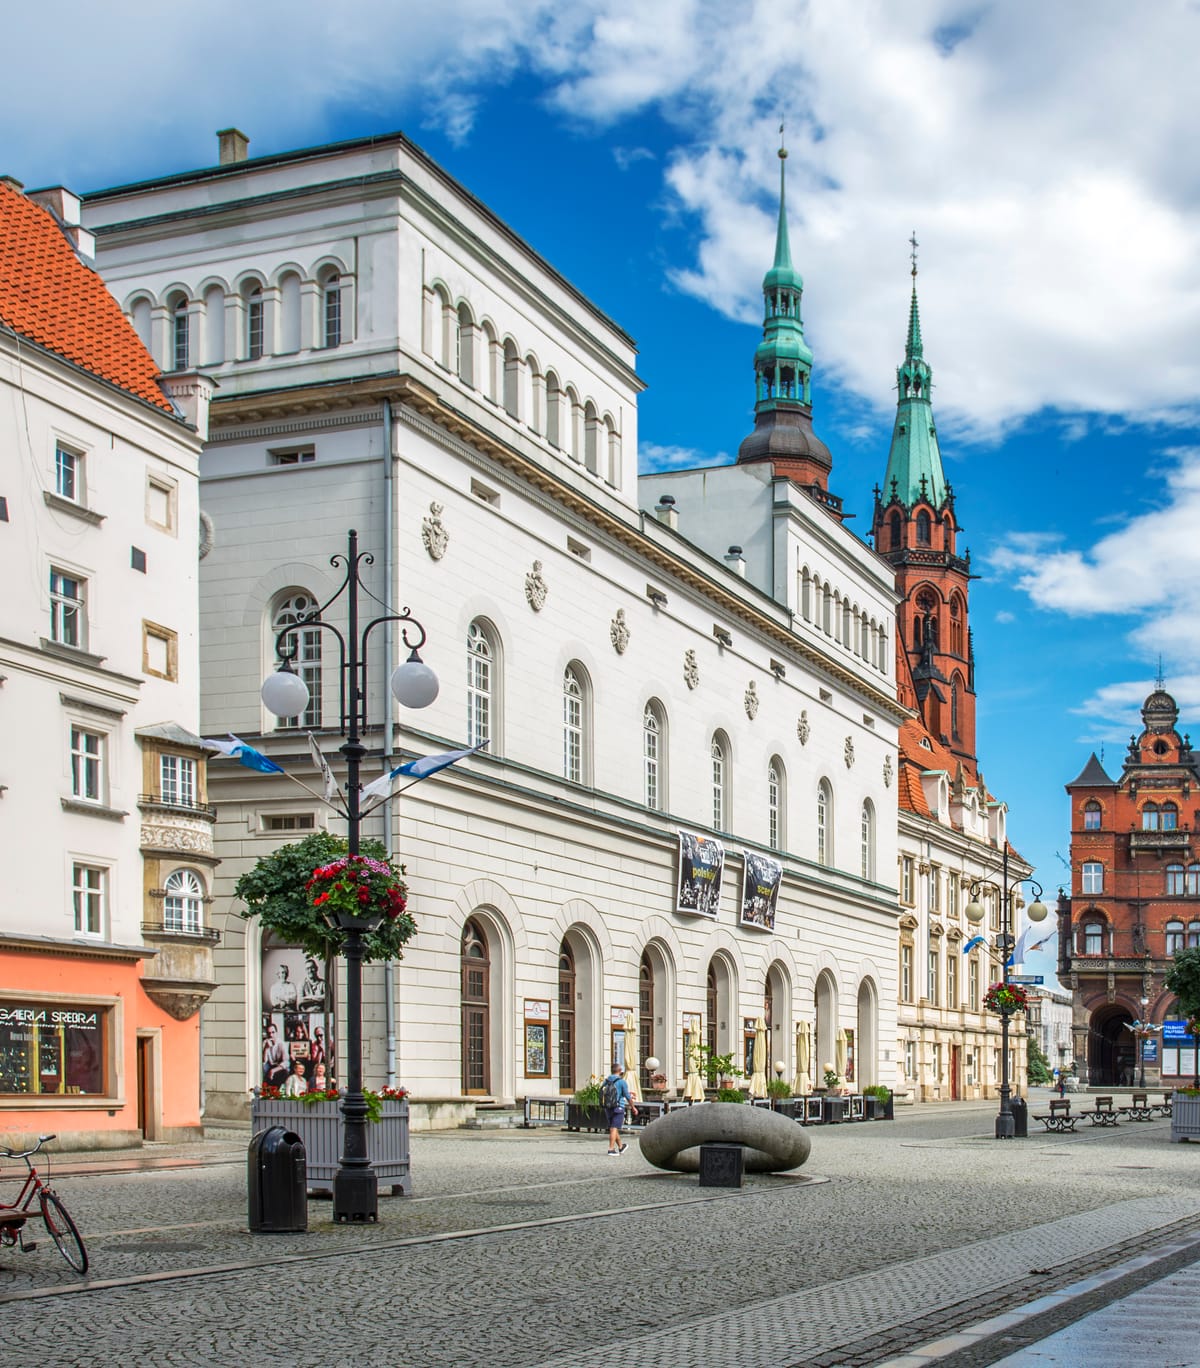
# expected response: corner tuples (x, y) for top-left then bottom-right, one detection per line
(202, 734), (285, 774)
(307, 732), (341, 803)
(1009, 928), (1056, 968)
(361, 742), (488, 801)
(962, 935), (986, 955)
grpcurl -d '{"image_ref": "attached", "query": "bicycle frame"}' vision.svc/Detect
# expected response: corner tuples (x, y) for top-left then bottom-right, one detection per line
(0, 1161), (41, 1227)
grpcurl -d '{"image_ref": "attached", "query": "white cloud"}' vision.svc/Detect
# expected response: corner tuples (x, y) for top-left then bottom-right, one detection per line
(639, 442), (723, 471)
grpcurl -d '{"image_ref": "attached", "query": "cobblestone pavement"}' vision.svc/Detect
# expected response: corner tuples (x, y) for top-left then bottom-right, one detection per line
(2, 1099), (1197, 1367)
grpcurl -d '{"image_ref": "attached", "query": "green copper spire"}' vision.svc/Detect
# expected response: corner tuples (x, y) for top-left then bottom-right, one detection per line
(753, 131), (813, 409)
(881, 233), (947, 509)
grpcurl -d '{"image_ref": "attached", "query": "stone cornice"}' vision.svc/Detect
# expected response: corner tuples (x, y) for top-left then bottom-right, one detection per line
(0, 931), (152, 961)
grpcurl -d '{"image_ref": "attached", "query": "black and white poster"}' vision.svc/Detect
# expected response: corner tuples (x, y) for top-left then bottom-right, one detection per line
(676, 831), (725, 918)
(261, 936), (334, 1094)
(740, 850), (782, 931)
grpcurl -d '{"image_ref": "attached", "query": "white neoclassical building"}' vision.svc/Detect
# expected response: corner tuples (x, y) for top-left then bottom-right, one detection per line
(82, 130), (904, 1123)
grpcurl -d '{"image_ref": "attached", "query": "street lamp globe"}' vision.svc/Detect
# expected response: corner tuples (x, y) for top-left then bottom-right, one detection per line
(261, 665), (311, 718)
(1026, 895), (1049, 922)
(965, 895), (986, 925)
(391, 650), (439, 708)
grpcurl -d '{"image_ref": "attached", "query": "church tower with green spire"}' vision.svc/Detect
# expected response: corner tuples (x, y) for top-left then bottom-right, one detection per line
(737, 139), (840, 518)
(872, 240), (977, 763)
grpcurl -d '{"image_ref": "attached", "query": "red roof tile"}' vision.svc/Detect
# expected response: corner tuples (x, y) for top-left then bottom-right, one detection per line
(0, 182), (171, 411)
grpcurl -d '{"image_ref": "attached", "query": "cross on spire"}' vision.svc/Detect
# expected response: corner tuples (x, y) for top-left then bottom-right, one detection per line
(909, 230), (919, 280)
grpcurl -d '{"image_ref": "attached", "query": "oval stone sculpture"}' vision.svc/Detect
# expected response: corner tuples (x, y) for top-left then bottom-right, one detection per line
(639, 1102), (811, 1174)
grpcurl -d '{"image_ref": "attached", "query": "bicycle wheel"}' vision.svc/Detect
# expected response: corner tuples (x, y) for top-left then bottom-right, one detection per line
(40, 1191), (88, 1273)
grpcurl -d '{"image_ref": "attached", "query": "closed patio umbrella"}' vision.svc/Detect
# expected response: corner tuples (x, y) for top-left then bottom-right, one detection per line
(624, 1010), (641, 1104)
(684, 1036), (705, 1100)
(749, 1016), (769, 1098)
(836, 1028), (848, 1085)
(794, 1021), (811, 1095)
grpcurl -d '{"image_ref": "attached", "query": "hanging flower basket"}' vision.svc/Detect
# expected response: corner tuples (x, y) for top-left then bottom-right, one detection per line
(984, 981), (1030, 1015)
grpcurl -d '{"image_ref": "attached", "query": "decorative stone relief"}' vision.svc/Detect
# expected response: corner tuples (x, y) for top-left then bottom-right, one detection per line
(1106, 971), (1116, 1003)
(421, 501), (449, 560)
(140, 817), (215, 857)
(198, 510), (215, 560)
(610, 608), (630, 655)
(525, 560), (548, 612)
(683, 649), (700, 691)
(883, 754), (894, 788)
(796, 710), (810, 745)
(844, 737), (856, 768)
(744, 681), (759, 720)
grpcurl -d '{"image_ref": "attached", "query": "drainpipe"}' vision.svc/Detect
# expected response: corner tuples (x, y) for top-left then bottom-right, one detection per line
(382, 399), (398, 1087)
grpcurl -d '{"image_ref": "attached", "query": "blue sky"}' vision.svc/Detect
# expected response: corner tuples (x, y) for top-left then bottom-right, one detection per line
(11, 2), (1200, 986)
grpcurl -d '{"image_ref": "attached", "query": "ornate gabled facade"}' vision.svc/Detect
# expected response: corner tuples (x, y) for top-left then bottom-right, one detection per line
(1061, 684), (1200, 1086)
(871, 251), (976, 765)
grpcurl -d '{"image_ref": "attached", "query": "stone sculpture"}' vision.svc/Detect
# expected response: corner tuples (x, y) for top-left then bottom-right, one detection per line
(638, 1101), (811, 1174)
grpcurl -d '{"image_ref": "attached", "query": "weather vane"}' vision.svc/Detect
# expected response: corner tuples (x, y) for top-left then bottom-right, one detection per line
(909, 230), (919, 280)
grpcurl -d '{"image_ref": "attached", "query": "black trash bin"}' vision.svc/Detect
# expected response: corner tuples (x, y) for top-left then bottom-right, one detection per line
(1009, 1096), (1028, 1138)
(248, 1127), (307, 1233)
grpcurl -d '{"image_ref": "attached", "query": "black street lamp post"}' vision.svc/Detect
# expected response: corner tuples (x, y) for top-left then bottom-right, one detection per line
(966, 845), (1048, 1140)
(261, 529), (437, 1222)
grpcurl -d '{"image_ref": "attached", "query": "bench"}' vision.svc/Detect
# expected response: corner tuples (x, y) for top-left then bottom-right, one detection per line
(1079, 1094), (1120, 1126)
(1120, 1091), (1156, 1121)
(1033, 1099), (1077, 1133)
(1156, 1091), (1174, 1117)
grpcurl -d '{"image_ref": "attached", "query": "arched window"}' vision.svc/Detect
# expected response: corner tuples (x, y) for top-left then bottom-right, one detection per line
(271, 591), (322, 729)
(711, 732), (729, 831)
(322, 271), (343, 349)
(1083, 801), (1102, 831)
(800, 567), (812, 621)
(767, 758), (783, 849)
(277, 271), (301, 354)
(169, 293), (189, 371)
(1161, 802), (1179, 831)
(584, 401), (600, 475)
(460, 918), (490, 1094)
(643, 701), (665, 811)
(817, 779), (833, 867)
(244, 282), (264, 360)
(562, 664), (590, 784)
(202, 284), (226, 363)
(1142, 802), (1160, 831)
(861, 800), (875, 881)
(916, 509), (931, 545)
(1167, 864), (1185, 895)
(545, 372), (562, 447)
(1083, 921), (1103, 955)
(889, 511), (902, 550)
(638, 952), (654, 1094)
(503, 339), (521, 418)
(558, 940), (575, 1092)
(456, 302), (475, 387)
(1166, 920), (1186, 954)
(163, 868), (204, 934)
(1189, 920), (1200, 949)
(467, 621), (496, 749)
(951, 675), (961, 739)
(1189, 864), (1200, 896)
(949, 595), (964, 656)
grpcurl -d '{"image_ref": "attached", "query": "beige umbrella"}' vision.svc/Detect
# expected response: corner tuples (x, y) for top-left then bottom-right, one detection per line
(624, 1010), (641, 1103)
(749, 1015), (769, 1098)
(793, 1021), (811, 1095)
(835, 1028), (848, 1086)
(684, 1028), (705, 1100)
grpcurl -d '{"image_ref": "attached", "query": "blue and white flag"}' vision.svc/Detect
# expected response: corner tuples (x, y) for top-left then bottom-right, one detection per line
(307, 732), (341, 803)
(202, 734), (285, 774)
(1009, 928), (1056, 968)
(962, 935), (987, 955)
(361, 742), (488, 801)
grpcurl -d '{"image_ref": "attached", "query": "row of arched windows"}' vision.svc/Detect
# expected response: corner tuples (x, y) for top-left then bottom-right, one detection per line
(885, 506), (956, 554)
(127, 261), (350, 373)
(422, 282), (622, 488)
(1082, 799), (1186, 833)
(798, 566), (889, 673)
(1077, 915), (1200, 956)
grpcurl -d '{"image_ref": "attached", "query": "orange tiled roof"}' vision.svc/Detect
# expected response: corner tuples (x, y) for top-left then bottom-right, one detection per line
(896, 762), (931, 818)
(0, 182), (171, 411)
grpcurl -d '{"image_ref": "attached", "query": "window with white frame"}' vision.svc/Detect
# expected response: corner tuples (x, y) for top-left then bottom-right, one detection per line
(946, 951), (958, 1007)
(816, 779), (832, 866)
(1081, 862), (1103, 895)
(768, 760), (782, 849)
(163, 868), (204, 933)
(643, 702), (664, 811)
(1083, 800), (1102, 830)
(323, 272), (342, 348)
(70, 727), (104, 802)
(1166, 920), (1185, 954)
(1083, 921), (1103, 955)
(160, 754), (196, 808)
(930, 866), (941, 913)
(563, 665), (585, 783)
(50, 568), (84, 646)
(170, 295), (189, 371)
(467, 620), (494, 748)
(55, 444), (82, 502)
(861, 801), (874, 880)
(947, 875), (959, 919)
(1162, 802), (1179, 831)
(711, 733), (729, 831)
(1189, 919), (1200, 949)
(1190, 864), (1200, 896)
(272, 593), (322, 729)
(72, 863), (106, 936)
(245, 284), (264, 360)
(968, 954), (980, 1010)
(900, 855), (914, 904)
(900, 944), (913, 1001)
(904, 1039), (915, 1079)
(1168, 864), (1184, 895)
(926, 948), (939, 1005)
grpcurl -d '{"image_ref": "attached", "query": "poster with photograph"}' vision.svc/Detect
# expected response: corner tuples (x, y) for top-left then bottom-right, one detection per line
(260, 936), (334, 1094)
(740, 850), (782, 931)
(676, 831), (725, 917)
(524, 1000), (551, 1077)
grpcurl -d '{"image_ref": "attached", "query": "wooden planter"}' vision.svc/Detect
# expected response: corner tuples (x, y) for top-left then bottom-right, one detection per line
(1170, 1091), (1200, 1143)
(250, 1097), (412, 1194)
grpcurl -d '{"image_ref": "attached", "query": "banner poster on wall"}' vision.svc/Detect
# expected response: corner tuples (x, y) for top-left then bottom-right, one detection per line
(676, 831), (725, 917)
(260, 934), (335, 1095)
(740, 850), (782, 931)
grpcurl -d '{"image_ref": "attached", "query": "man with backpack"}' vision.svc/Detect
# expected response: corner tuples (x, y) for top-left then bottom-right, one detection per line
(602, 1063), (637, 1155)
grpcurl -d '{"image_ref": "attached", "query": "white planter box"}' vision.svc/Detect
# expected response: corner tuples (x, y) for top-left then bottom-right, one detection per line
(1171, 1091), (1200, 1143)
(250, 1098), (412, 1194)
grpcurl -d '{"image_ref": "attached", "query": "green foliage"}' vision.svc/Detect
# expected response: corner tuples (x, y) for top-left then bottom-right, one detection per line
(689, 1044), (741, 1084)
(234, 832), (416, 964)
(1026, 1037), (1053, 1085)
(823, 1067), (841, 1089)
(573, 1078), (602, 1108)
(716, 1087), (746, 1103)
(1165, 947), (1200, 1026)
(766, 1078), (791, 1099)
(862, 1085), (892, 1103)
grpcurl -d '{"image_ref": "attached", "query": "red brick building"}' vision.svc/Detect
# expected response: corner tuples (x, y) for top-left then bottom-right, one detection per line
(1060, 686), (1200, 1086)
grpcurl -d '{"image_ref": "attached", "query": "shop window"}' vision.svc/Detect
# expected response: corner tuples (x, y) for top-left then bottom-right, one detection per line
(0, 1000), (109, 1096)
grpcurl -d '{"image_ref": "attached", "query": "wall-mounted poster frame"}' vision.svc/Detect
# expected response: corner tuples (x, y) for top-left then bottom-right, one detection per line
(743, 1017), (758, 1079)
(261, 934), (334, 1095)
(676, 831), (724, 918)
(524, 999), (551, 1078)
(740, 849), (782, 931)
(803, 1095), (823, 1123)
(610, 1006), (632, 1072)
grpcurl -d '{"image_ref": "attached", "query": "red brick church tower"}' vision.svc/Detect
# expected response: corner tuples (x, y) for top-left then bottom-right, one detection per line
(871, 242), (976, 766)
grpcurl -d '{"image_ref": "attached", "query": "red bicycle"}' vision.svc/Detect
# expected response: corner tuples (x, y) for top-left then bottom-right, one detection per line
(0, 1134), (88, 1274)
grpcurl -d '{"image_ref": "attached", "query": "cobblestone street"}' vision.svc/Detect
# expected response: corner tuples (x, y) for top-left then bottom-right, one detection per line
(3, 1099), (1198, 1367)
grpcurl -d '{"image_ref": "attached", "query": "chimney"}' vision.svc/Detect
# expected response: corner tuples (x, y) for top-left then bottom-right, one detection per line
(724, 545), (746, 576)
(159, 372), (217, 442)
(27, 186), (94, 260)
(217, 128), (250, 165)
(654, 494), (678, 530)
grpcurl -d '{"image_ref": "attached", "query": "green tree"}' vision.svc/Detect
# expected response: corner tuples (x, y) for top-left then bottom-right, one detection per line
(1165, 947), (1200, 1024)
(1026, 1036), (1053, 1085)
(234, 831), (416, 964)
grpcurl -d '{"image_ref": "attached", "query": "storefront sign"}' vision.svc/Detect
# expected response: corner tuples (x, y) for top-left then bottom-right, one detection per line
(676, 831), (724, 918)
(0, 1000), (104, 1096)
(740, 850), (782, 931)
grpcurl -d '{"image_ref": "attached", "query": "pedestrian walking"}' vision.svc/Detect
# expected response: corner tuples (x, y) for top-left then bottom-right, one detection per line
(602, 1063), (637, 1155)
